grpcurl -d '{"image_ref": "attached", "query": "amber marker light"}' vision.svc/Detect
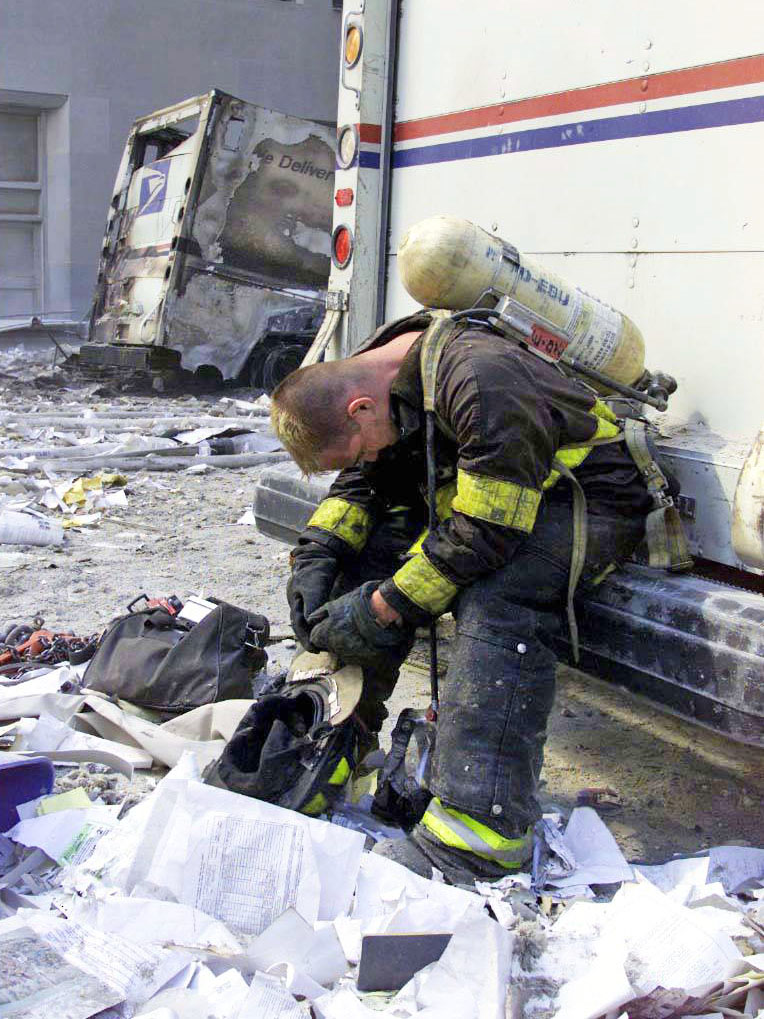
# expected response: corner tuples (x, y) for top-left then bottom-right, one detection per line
(332, 225), (354, 269)
(344, 23), (363, 68)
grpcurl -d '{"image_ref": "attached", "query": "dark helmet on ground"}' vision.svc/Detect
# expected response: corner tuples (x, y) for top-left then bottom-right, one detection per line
(203, 651), (364, 815)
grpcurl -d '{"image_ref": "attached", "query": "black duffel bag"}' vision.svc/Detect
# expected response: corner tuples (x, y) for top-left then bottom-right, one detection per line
(83, 598), (269, 714)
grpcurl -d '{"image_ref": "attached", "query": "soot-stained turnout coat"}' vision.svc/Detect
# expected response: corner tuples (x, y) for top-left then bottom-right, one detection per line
(301, 314), (651, 625)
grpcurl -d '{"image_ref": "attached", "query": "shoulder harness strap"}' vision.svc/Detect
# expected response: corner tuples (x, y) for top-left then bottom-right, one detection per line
(623, 418), (694, 573)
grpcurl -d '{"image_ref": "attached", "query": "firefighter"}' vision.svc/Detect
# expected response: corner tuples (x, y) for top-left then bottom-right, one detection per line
(270, 312), (652, 882)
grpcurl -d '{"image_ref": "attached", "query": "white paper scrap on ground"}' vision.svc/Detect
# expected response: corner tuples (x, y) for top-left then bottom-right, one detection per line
(24, 912), (192, 1006)
(547, 807), (634, 890)
(0, 924), (123, 1019)
(391, 915), (513, 1019)
(65, 755), (200, 895)
(200, 968), (250, 1018)
(352, 850), (483, 930)
(247, 908), (348, 987)
(0, 666), (87, 722)
(119, 779), (362, 936)
(551, 936), (634, 1019)
(314, 987), (379, 1019)
(635, 855), (711, 896)
(707, 845), (764, 894)
(605, 879), (741, 996)
(24, 712), (152, 770)
(69, 895), (243, 954)
(5, 806), (118, 864)
(238, 971), (304, 1018)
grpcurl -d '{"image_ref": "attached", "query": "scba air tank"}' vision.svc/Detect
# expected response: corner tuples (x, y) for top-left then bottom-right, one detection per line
(398, 216), (646, 387)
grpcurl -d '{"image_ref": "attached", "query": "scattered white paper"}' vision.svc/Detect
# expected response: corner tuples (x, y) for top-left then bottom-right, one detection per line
(201, 967), (250, 1018)
(547, 808), (634, 891)
(707, 845), (764, 895)
(70, 895), (243, 954)
(391, 915), (513, 1019)
(5, 806), (118, 864)
(115, 779), (362, 937)
(352, 851), (483, 931)
(636, 856), (710, 896)
(24, 912), (191, 1006)
(0, 924), (122, 1019)
(23, 712), (152, 770)
(605, 880), (741, 996)
(247, 908), (348, 987)
(239, 971), (304, 1018)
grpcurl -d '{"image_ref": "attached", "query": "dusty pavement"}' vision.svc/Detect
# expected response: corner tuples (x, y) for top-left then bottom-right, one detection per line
(1, 360), (762, 864)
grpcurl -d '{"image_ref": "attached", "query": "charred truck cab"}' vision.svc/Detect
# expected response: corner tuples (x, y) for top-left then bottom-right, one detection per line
(254, 2), (764, 746)
(78, 90), (335, 389)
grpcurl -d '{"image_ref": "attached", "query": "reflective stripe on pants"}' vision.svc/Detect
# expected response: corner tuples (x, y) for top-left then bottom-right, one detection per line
(420, 797), (532, 869)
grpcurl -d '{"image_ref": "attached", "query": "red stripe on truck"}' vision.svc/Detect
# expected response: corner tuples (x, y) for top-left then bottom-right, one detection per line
(393, 53), (764, 141)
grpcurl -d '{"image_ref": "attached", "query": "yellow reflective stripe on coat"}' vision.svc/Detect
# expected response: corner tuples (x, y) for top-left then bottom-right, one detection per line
(421, 798), (532, 869)
(407, 481), (458, 555)
(302, 792), (327, 816)
(452, 470), (541, 533)
(307, 497), (372, 552)
(392, 552), (458, 616)
(543, 401), (621, 491)
(328, 757), (351, 786)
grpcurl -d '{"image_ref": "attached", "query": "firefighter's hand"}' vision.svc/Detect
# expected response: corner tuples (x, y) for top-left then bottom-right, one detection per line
(287, 542), (340, 652)
(307, 582), (415, 669)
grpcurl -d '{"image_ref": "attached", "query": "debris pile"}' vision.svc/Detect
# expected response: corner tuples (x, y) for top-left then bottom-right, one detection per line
(1, 640), (762, 1018)
(0, 384), (286, 543)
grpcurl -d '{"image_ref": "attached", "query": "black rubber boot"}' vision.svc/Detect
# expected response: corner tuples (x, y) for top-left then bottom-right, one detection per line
(373, 823), (532, 885)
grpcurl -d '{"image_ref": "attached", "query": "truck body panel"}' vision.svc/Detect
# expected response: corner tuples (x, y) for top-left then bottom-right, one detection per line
(327, 1), (764, 574)
(254, 1), (764, 742)
(90, 91), (335, 380)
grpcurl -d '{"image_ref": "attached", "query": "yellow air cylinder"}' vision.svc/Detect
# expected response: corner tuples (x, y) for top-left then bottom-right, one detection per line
(398, 215), (645, 387)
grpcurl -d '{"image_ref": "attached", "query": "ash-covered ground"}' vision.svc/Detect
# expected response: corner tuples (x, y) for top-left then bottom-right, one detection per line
(1, 353), (762, 864)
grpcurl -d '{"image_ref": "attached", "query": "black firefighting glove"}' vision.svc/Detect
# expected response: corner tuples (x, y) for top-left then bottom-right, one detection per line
(287, 542), (340, 652)
(307, 581), (415, 670)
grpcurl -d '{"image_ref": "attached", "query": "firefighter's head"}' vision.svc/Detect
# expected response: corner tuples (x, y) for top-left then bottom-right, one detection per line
(271, 339), (418, 475)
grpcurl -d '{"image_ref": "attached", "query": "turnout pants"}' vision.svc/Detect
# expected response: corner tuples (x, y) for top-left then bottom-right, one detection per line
(337, 500), (645, 862)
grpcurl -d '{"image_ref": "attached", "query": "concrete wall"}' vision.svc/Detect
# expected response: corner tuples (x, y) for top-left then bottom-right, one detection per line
(0, 0), (341, 321)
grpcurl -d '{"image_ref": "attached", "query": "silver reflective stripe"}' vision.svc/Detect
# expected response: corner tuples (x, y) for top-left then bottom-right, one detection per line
(425, 799), (531, 865)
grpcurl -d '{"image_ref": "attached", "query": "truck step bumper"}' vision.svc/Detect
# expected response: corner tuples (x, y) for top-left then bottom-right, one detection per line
(559, 565), (764, 747)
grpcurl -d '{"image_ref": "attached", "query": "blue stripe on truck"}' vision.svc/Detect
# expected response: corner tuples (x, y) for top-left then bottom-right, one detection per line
(358, 94), (764, 170)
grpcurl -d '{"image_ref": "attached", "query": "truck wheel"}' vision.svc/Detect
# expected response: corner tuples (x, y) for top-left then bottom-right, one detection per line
(260, 343), (308, 394)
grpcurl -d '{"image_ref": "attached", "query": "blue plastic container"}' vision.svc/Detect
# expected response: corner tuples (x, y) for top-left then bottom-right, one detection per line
(0, 756), (55, 832)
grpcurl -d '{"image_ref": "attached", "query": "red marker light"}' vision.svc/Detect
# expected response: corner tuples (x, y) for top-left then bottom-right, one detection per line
(335, 188), (354, 207)
(332, 225), (353, 269)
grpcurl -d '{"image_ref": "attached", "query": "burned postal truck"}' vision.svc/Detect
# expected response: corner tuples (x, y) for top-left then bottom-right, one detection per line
(78, 90), (335, 390)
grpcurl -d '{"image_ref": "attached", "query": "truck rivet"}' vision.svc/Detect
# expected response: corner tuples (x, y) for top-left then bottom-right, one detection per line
(643, 61), (650, 72)
(517, 643), (527, 654)
(491, 222), (498, 232)
(632, 217), (640, 228)
(628, 278), (635, 289)
(641, 79), (649, 92)
(639, 102), (647, 113)
(631, 238), (639, 249)
(645, 40), (652, 49)
(491, 804), (503, 815)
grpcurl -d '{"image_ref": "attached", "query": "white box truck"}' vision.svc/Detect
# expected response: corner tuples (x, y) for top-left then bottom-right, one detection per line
(254, 1), (764, 744)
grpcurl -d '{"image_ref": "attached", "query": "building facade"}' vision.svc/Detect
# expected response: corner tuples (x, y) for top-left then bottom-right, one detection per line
(0, 0), (340, 326)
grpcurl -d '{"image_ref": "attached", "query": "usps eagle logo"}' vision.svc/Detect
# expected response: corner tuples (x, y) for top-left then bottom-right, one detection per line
(138, 159), (171, 216)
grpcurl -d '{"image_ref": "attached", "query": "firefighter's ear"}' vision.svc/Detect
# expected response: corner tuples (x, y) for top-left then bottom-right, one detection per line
(347, 396), (375, 421)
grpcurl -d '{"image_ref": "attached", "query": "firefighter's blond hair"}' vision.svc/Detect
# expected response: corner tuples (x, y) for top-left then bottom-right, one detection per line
(270, 361), (361, 475)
